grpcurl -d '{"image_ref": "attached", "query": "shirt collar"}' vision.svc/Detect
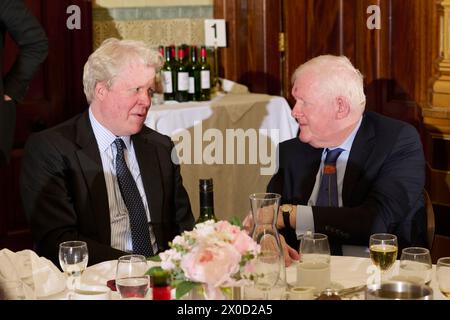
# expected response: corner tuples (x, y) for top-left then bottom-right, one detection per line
(329, 116), (363, 153)
(88, 108), (132, 152)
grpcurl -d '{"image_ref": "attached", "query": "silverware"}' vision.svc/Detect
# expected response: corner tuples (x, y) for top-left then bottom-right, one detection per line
(337, 284), (366, 297)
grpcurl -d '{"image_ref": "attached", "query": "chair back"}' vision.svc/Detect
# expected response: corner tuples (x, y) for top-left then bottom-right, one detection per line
(424, 189), (435, 250)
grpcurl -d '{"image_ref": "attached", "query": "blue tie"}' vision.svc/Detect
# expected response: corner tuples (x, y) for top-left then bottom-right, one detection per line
(316, 148), (344, 207)
(114, 138), (153, 257)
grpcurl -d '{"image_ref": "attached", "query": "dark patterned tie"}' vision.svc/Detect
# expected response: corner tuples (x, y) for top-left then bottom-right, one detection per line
(316, 148), (344, 207)
(114, 138), (153, 257)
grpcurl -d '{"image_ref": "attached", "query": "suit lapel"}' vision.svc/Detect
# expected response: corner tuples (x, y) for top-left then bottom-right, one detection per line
(74, 112), (111, 243)
(133, 132), (163, 224)
(342, 114), (375, 204)
(300, 145), (323, 203)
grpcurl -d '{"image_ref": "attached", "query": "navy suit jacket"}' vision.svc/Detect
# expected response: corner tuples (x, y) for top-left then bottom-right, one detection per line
(20, 111), (194, 266)
(268, 111), (426, 253)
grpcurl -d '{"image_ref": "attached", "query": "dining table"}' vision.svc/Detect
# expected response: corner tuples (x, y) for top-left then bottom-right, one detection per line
(43, 255), (446, 300)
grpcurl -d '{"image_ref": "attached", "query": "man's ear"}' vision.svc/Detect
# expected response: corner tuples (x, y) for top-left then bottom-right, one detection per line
(335, 96), (350, 119)
(95, 82), (107, 101)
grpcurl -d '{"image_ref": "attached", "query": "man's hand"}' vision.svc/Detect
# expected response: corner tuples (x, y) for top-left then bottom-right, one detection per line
(242, 211), (254, 234)
(280, 234), (300, 267)
(3, 95), (12, 101)
(244, 209), (300, 266)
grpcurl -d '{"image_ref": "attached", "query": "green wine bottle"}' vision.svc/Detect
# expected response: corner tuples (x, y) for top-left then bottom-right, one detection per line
(196, 178), (217, 223)
(175, 47), (189, 102)
(162, 47), (175, 101)
(199, 46), (211, 101)
(188, 46), (201, 101)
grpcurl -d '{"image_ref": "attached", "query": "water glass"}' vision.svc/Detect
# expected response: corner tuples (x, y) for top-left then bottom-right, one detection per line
(59, 241), (88, 293)
(115, 254), (150, 299)
(398, 247), (432, 285)
(436, 257), (450, 299)
(253, 250), (283, 300)
(297, 232), (331, 294)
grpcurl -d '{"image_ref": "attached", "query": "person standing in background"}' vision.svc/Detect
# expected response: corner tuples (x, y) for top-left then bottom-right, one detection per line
(0, 0), (48, 166)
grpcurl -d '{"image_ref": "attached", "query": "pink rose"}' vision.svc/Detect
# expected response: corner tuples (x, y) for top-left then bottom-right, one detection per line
(180, 243), (241, 287)
(232, 231), (260, 255)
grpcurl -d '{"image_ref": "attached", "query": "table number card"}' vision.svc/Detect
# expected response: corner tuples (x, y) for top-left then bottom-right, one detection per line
(204, 19), (227, 47)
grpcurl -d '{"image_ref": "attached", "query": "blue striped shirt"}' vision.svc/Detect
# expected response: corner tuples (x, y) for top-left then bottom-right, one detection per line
(89, 109), (157, 254)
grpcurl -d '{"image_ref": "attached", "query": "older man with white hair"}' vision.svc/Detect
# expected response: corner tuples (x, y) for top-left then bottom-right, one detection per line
(271, 55), (426, 258)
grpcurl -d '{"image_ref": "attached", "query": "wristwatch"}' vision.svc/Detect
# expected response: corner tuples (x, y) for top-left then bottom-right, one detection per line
(280, 204), (293, 229)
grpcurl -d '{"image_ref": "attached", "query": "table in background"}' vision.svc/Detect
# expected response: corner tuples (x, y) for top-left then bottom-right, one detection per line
(145, 93), (298, 221)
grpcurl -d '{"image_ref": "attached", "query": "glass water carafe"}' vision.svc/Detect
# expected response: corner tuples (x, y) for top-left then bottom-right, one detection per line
(245, 193), (286, 300)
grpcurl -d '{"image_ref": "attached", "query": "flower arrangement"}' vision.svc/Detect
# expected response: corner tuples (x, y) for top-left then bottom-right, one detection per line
(152, 220), (260, 300)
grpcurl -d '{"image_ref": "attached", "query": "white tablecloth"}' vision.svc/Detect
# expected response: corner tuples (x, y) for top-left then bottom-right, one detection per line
(146, 93), (297, 143)
(285, 256), (444, 300)
(145, 93), (299, 221)
(46, 256), (445, 300)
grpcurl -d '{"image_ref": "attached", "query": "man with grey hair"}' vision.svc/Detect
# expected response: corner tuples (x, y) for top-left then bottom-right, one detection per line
(20, 38), (194, 266)
(270, 55), (426, 257)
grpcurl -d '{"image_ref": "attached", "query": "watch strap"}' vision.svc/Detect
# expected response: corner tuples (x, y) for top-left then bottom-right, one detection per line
(283, 211), (291, 229)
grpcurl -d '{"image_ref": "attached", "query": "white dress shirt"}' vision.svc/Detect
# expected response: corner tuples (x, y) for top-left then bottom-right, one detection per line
(89, 109), (157, 254)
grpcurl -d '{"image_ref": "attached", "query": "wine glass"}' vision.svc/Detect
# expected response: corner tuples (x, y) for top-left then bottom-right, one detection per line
(253, 249), (283, 300)
(369, 233), (398, 283)
(297, 232), (331, 294)
(436, 257), (450, 299)
(59, 241), (88, 298)
(398, 247), (432, 285)
(115, 254), (150, 299)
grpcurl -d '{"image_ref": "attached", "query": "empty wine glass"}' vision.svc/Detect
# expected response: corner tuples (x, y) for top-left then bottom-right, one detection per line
(369, 233), (398, 283)
(398, 247), (432, 285)
(59, 241), (88, 298)
(115, 254), (150, 299)
(436, 257), (450, 299)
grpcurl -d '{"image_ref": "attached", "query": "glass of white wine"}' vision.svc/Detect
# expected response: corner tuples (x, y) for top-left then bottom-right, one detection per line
(59, 240), (89, 299)
(369, 233), (398, 283)
(436, 257), (450, 299)
(398, 247), (432, 285)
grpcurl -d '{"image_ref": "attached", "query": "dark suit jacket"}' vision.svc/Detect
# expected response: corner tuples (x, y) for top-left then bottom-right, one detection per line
(20, 111), (195, 266)
(0, 0), (48, 166)
(268, 111), (426, 253)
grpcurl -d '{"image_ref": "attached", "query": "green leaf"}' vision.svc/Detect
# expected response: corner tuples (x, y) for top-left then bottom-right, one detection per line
(229, 216), (242, 228)
(175, 281), (201, 300)
(145, 266), (162, 276)
(147, 255), (161, 262)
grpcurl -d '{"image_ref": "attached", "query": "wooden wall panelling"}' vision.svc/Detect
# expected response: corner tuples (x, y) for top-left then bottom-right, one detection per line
(214, 0), (281, 95)
(305, 0), (357, 61)
(282, 0), (307, 104)
(0, 0), (92, 251)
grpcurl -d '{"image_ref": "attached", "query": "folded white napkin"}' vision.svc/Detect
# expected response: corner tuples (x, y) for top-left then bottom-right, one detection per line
(0, 249), (66, 299)
(220, 78), (249, 94)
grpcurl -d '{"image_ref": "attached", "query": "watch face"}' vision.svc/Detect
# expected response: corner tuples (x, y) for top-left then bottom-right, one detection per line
(281, 204), (292, 212)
